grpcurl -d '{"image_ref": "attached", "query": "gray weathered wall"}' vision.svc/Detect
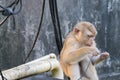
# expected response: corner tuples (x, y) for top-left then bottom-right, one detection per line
(0, 0), (120, 80)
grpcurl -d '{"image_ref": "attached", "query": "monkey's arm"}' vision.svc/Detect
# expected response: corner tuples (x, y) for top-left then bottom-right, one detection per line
(64, 47), (97, 64)
(61, 38), (98, 64)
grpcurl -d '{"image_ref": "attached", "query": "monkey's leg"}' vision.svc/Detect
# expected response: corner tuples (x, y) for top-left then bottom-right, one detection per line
(68, 63), (81, 80)
(81, 57), (99, 80)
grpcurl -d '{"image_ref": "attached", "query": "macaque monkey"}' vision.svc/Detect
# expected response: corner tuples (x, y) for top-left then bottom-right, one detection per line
(60, 21), (109, 80)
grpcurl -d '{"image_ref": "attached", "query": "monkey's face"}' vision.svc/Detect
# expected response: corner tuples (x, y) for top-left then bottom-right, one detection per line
(84, 30), (96, 46)
(85, 36), (95, 46)
(73, 22), (97, 46)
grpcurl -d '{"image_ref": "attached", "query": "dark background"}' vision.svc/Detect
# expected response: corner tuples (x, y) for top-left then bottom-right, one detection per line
(0, 0), (120, 80)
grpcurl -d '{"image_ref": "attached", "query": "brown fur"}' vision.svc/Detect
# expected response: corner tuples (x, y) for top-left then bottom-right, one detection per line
(60, 21), (109, 80)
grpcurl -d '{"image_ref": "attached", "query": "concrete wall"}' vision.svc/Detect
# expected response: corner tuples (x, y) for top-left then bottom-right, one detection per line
(0, 0), (120, 80)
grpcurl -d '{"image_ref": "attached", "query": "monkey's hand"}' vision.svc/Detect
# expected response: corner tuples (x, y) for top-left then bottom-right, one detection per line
(100, 52), (110, 60)
(91, 52), (110, 65)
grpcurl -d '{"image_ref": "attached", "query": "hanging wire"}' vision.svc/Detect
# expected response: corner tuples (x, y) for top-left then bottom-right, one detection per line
(12, 0), (22, 15)
(24, 0), (46, 63)
(0, 70), (4, 80)
(0, 70), (7, 80)
(0, 0), (22, 16)
(0, 0), (22, 26)
(49, 0), (63, 53)
(0, 0), (22, 79)
(0, 16), (10, 26)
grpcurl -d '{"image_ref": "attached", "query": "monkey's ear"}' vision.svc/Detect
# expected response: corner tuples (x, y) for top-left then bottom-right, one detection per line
(74, 27), (80, 33)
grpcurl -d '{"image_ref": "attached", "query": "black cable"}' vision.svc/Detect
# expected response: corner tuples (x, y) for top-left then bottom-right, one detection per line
(0, 70), (4, 80)
(0, 0), (22, 27)
(50, 0), (62, 52)
(7, 0), (19, 7)
(0, 16), (10, 26)
(0, 0), (22, 16)
(49, 0), (63, 53)
(49, 0), (60, 52)
(12, 0), (20, 9)
(0, 4), (13, 16)
(0, 70), (7, 80)
(12, 0), (22, 15)
(0, 1), (20, 79)
(53, 0), (63, 51)
(24, 0), (46, 63)
(0, 0), (19, 9)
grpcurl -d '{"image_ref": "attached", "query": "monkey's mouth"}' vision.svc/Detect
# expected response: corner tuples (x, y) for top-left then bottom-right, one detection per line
(86, 43), (93, 46)
(86, 44), (91, 46)
(86, 42), (93, 46)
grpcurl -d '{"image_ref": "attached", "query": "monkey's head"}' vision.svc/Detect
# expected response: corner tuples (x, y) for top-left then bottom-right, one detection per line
(73, 21), (97, 46)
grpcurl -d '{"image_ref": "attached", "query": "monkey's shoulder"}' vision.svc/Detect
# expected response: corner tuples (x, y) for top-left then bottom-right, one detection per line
(65, 34), (78, 44)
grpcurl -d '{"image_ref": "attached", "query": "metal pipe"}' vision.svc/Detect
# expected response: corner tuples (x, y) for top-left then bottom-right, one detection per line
(1, 54), (63, 80)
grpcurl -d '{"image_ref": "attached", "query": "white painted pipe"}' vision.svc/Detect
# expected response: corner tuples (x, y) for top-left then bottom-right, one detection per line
(26, 53), (56, 65)
(0, 54), (63, 80)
